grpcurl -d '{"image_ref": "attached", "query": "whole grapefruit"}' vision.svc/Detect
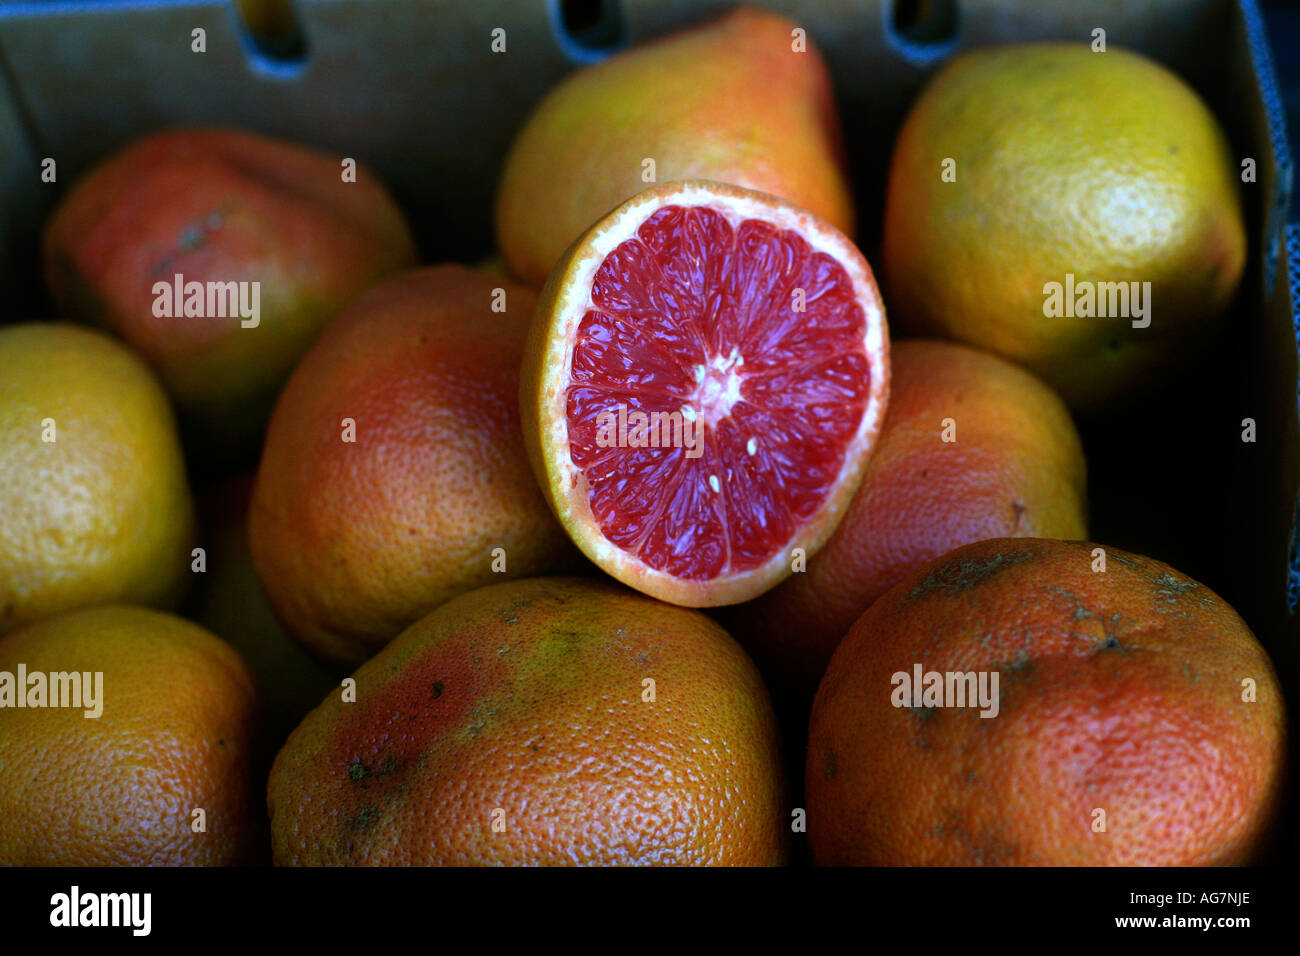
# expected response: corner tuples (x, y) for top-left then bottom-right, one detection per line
(0, 605), (260, 865)
(882, 43), (1245, 411)
(250, 265), (577, 668)
(734, 339), (1086, 693)
(43, 128), (416, 456)
(496, 6), (854, 287)
(0, 323), (195, 635)
(807, 538), (1286, 865)
(268, 577), (786, 865)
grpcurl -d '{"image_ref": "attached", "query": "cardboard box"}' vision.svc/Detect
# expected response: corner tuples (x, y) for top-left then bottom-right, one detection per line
(0, 3), (1296, 867)
(2, 0), (1291, 638)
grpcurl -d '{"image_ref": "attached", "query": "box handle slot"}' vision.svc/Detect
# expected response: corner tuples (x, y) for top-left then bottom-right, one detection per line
(551, 0), (625, 64)
(885, 0), (960, 65)
(234, 0), (309, 73)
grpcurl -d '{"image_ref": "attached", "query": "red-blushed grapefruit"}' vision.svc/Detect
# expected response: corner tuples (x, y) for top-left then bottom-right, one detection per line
(43, 128), (416, 457)
(731, 339), (1087, 693)
(520, 180), (889, 607)
(267, 576), (787, 866)
(495, 6), (854, 287)
(807, 538), (1287, 866)
(249, 265), (578, 669)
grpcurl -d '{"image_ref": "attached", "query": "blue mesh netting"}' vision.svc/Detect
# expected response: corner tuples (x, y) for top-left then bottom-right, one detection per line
(1243, 0), (1293, 294)
(1286, 224), (1300, 612)
(1241, 1), (1300, 614)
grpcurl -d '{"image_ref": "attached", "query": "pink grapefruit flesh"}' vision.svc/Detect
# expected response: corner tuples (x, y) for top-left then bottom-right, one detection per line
(521, 181), (890, 606)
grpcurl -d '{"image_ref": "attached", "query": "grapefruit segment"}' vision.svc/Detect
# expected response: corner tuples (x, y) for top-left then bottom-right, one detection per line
(522, 181), (889, 606)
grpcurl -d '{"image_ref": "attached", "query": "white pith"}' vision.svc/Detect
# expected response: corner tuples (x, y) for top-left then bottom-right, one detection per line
(537, 181), (890, 606)
(692, 347), (745, 427)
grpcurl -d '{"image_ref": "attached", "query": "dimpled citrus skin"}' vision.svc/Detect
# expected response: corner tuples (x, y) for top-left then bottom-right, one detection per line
(807, 538), (1287, 866)
(249, 266), (577, 669)
(0, 323), (195, 635)
(43, 128), (416, 452)
(496, 6), (854, 287)
(268, 577), (786, 866)
(734, 340), (1086, 693)
(882, 44), (1245, 411)
(0, 606), (260, 865)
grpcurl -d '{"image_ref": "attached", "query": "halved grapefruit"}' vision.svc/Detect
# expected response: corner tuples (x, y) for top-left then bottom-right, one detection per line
(520, 181), (889, 607)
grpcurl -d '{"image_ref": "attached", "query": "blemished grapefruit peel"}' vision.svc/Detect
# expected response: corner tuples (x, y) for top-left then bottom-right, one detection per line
(522, 180), (890, 607)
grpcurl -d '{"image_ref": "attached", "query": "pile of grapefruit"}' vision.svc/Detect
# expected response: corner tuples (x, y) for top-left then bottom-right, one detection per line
(0, 7), (1288, 867)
